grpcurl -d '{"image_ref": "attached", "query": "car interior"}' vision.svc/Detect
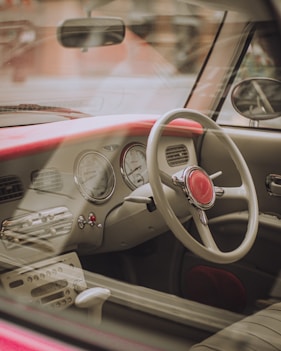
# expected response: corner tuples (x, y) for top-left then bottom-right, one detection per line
(0, 0), (281, 350)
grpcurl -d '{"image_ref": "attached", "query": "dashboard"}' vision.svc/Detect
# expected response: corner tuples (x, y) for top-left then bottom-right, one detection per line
(0, 114), (202, 270)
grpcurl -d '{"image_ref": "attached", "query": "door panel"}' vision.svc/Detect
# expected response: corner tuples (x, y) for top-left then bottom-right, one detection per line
(179, 126), (281, 313)
(200, 127), (281, 217)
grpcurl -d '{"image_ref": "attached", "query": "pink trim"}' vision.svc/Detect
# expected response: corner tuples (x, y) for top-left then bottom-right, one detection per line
(0, 321), (79, 351)
(0, 114), (203, 160)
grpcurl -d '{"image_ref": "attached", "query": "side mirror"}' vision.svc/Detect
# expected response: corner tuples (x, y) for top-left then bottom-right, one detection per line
(231, 78), (281, 121)
(57, 17), (125, 49)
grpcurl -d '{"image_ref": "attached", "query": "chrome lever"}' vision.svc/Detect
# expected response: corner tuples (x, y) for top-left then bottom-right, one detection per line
(266, 174), (281, 196)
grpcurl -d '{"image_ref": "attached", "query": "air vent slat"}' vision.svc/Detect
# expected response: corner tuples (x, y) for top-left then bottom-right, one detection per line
(31, 168), (62, 192)
(166, 144), (189, 167)
(0, 176), (24, 203)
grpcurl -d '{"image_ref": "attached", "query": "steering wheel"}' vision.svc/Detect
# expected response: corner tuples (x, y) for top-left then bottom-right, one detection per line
(146, 108), (259, 264)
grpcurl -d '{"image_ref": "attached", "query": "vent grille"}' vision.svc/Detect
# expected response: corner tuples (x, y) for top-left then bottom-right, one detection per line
(0, 175), (24, 203)
(31, 168), (62, 192)
(166, 144), (189, 167)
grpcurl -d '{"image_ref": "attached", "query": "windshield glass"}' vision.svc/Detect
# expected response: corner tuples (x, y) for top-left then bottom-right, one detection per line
(0, 0), (223, 121)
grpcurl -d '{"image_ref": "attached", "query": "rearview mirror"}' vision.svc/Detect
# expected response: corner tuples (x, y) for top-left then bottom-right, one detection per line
(57, 17), (125, 49)
(231, 78), (281, 121)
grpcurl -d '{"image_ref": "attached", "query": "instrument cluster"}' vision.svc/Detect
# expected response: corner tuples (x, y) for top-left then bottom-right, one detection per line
(74, 142), (149, 204)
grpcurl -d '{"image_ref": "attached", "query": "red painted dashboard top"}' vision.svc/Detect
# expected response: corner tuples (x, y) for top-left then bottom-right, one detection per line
(0, 114), (203, 160)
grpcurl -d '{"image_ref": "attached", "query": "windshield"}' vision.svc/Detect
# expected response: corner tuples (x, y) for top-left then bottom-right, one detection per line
(0, 0), (223, 121)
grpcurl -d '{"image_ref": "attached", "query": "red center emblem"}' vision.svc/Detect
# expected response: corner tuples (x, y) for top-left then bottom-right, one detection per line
(186, 168), (214, 208)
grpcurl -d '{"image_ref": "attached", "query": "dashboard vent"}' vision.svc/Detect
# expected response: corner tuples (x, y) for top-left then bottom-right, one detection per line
(31, 168), (62, 192)
(166, 144), (189, 167)
(0, 175), (24, 203)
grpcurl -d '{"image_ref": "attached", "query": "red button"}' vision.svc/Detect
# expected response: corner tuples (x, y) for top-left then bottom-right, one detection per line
(89, 214), (96, 223)
(187, 170), (213, 205)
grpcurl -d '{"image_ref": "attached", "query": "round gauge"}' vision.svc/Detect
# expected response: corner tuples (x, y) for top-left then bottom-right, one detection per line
(121, 143), (148, 189)
(74, 151), (115, 203)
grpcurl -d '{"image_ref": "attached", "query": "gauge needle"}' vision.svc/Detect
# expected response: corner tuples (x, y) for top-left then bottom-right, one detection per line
(127, 166), (141, 176)
(81, 174), (97, 185)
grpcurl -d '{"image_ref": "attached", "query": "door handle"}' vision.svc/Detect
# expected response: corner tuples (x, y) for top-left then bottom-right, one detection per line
(266, 174), (281, 196)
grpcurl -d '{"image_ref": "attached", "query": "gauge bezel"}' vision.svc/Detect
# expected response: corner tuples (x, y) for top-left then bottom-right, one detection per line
(74, 151), (116, 204)
(120, 142), (148, 190)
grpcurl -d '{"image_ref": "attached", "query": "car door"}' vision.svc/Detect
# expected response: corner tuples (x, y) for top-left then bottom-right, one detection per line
(180, 11), (281, 314)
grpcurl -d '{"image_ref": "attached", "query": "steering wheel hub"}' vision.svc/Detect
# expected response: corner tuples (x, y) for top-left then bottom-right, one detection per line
(184, 166), (215, 210)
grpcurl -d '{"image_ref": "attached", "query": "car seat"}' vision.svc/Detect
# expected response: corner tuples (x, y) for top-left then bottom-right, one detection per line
(190, 302), (281, 350)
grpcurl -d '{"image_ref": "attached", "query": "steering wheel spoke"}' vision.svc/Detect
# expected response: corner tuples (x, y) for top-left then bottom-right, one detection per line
(191, 207), (220, 252)
(159, 170), (182, 192)
(215, 185), (248, 200)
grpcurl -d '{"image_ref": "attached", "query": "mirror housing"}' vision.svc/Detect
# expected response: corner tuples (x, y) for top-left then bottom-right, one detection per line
(57, 17), (125, 49)
(231, 78), (281, 121)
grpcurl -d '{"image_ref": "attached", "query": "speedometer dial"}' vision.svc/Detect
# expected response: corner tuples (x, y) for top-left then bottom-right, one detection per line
(121, 143), (148, 189)
(74, 151), (115, 203)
